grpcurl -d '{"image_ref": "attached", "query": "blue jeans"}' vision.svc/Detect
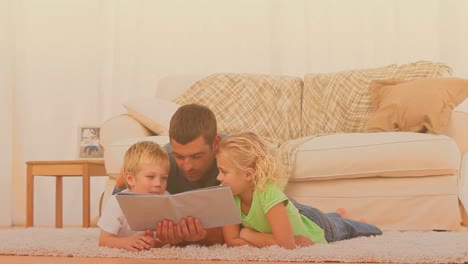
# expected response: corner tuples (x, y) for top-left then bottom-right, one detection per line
(292, 201), (382, 242)
(112, 186), (125, 195)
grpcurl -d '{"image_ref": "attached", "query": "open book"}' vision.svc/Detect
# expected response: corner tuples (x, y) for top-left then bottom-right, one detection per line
(116, 186), (241, 231)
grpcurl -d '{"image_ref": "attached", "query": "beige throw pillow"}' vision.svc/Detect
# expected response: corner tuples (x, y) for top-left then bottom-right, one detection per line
(123, 98), (180, 135)
(302, 61), (452, 136)
(367, 78), (468, 133)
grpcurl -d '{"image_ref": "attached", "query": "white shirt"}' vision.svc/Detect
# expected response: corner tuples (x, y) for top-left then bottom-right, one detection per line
(97, 189), (170, 237)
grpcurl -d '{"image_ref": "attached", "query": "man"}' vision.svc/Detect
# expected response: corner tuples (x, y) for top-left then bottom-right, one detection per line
(114, 103), (317, 246)
(114, 103), (225, 245)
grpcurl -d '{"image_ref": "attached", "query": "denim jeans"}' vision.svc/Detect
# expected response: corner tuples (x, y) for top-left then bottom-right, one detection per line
(292, 201), (383, 242)
(112, 186), (125, 195)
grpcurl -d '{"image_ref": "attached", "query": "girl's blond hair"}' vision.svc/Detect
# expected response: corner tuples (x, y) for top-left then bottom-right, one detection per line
(218, 132), (284, 190)
(123, 141), (170, 182)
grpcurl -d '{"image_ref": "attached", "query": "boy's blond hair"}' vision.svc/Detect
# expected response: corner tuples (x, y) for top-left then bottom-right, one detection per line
(123, 141), (170, 183)
(218, 132), (284, 190)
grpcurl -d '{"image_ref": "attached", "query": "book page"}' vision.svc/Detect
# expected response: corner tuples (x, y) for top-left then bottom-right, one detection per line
(116, 186), (241, 231)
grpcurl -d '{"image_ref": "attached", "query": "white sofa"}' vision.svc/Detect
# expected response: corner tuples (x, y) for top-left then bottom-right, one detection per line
(100, 62), (468, 231)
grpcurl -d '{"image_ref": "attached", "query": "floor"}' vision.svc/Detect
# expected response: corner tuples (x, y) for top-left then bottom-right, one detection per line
(0, 225), (352, 264)
(0, 256), (368, 264)
(4, 225), (462, 264)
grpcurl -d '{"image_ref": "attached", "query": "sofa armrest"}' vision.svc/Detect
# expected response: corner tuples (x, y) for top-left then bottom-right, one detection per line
(100, 114), (155, 149)
(100, 113), (155, 178)
(442, 98), (468, 153)
(99, 114), (155, 215)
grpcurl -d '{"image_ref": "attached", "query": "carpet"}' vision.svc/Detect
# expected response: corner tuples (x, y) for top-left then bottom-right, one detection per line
(1, 228), (468, 263)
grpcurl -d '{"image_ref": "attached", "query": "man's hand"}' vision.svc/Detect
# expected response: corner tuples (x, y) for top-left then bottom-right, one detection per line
(156, 220), (184, 245)
(176, 217), (207, 242)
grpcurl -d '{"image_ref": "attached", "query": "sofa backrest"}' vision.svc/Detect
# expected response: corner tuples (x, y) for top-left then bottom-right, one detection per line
(301, 61), (452, 136)
(156, 75), (207, 101)
(173, 73), (303, 141)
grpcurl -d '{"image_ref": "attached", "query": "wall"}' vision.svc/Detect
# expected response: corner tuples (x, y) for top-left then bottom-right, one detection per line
(2, 0), (468, 226)
(0, 0), (13, 226)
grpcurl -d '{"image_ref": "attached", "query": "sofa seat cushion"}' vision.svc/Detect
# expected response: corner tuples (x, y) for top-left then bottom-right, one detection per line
(290, 132), (461, 181)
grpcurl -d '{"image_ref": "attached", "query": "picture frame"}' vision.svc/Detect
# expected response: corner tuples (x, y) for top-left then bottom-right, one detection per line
(78, 126), (104, 159)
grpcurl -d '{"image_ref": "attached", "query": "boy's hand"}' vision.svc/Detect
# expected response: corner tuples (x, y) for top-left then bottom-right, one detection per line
(123, 230), (155, 251)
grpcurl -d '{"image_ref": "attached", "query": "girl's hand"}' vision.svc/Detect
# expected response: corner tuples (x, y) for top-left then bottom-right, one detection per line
(222, 224), (252, 247)
(240, 227), (313, 248)
(239, 227), (256, 240)
(294, 235), (314, 247)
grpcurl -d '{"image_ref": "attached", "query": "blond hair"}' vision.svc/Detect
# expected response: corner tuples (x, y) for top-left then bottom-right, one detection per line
(123, 141), (170, 182)
(218, 132), (284, 190)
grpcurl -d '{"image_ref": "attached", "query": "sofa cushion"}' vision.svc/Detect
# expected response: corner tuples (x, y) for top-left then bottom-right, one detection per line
(123, 98), (180, 135)
(173, 73), (303, 141)
(290, 132), (461, 181)
(285, 174), (460, 230)
(301, 61), (452, 136)
(367, 78), (468, 133)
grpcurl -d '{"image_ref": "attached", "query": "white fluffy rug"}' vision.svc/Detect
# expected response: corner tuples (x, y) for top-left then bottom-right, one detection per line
(1, 228), (468, 263)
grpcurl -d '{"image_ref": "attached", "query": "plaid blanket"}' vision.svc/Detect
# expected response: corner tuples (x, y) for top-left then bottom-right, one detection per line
(173, 62), (452, 181)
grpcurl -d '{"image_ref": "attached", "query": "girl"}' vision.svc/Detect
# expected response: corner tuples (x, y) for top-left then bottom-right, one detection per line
(216, 132), (382, 249)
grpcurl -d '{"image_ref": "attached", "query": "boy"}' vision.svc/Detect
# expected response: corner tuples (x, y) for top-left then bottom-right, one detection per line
(98, 141), (170, 251)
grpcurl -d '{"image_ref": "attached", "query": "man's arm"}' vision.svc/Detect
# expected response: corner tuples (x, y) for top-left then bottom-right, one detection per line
(115, 165), (127, 189)
(198, 226), (225, 245)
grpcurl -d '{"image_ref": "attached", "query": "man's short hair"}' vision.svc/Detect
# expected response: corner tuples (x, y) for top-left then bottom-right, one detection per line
(169, 103), (217, 145)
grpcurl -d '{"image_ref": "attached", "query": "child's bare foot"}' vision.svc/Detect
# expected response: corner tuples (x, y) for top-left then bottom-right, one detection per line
(336, 208), (367, 223)
(336, 208), (349, 218)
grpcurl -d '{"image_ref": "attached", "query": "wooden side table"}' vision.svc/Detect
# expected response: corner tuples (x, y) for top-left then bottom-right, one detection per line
(26, 160), (107, 228)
